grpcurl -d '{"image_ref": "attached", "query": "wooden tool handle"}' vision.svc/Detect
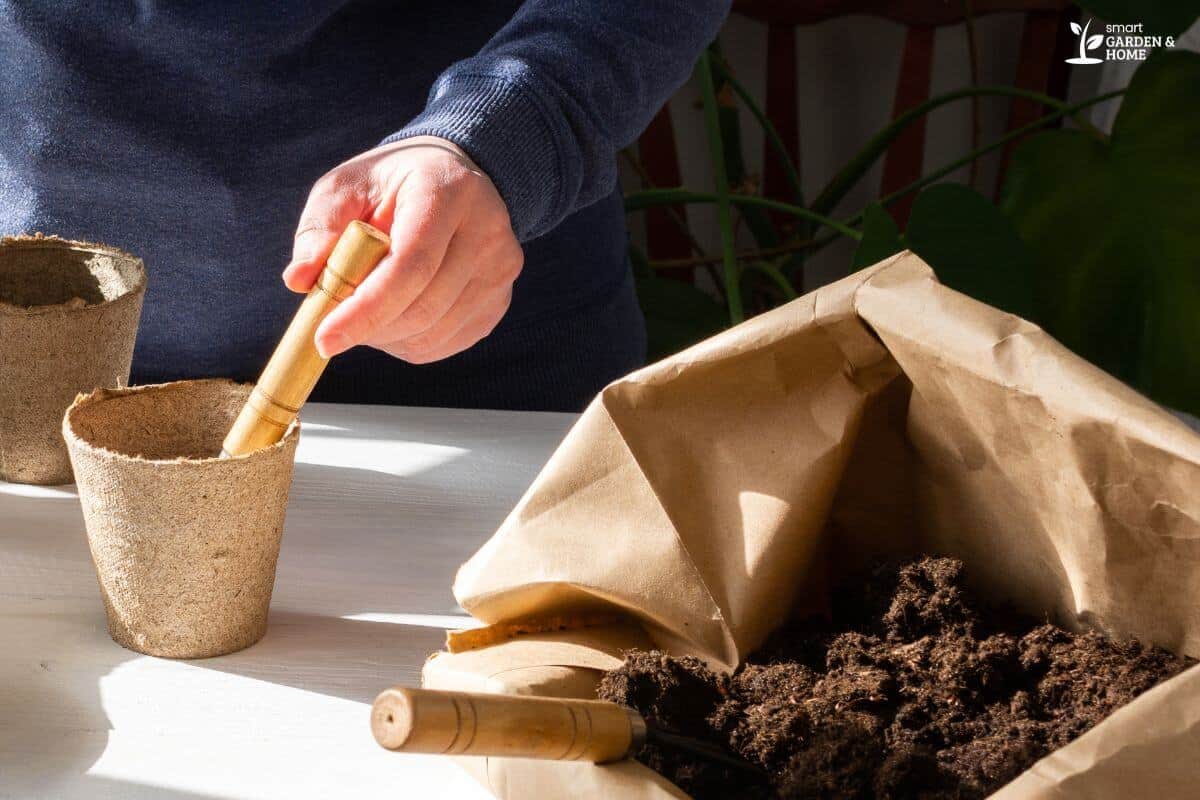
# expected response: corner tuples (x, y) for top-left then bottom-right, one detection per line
(222, 220), (390, 457)
(371, 687), (645, 763)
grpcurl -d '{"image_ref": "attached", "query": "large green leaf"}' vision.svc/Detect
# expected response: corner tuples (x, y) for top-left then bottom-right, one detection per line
(1002, 51), (1200, 413)
(853, 189), (1036, 321)
(636, 276), (729, 362)
(852, 203), (903, 270)
(1076, 0), (1199, 38)
(906, 184), (1036, 320)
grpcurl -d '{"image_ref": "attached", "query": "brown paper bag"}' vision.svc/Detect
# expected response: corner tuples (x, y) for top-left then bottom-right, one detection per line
(422, 253), (1200, 798)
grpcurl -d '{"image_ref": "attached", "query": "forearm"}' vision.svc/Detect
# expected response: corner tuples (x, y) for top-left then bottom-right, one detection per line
(385, 0), (731, 241)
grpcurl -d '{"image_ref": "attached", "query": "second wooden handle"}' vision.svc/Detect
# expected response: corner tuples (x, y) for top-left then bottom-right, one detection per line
(222, 220), (391, 457)
(371, 687), (644, 763)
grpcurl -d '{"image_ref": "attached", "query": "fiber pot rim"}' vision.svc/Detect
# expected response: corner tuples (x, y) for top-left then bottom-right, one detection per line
(62, 379), (300, 466)
(0, 233), (148, 317)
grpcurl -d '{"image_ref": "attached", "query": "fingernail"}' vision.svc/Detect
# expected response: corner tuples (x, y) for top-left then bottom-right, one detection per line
(286, 250), (312, 270)
(317, 331), (348, 359)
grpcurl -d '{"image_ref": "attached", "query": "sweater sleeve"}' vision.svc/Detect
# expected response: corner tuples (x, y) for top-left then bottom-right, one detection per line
(382, 0), (732, 242)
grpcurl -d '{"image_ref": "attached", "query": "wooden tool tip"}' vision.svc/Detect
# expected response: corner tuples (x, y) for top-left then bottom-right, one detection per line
(347, 219), (391, 246)
(371, 688), (416, 750)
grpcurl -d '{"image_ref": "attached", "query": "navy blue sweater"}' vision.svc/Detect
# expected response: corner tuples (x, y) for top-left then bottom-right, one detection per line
(0, 1), (729, 410)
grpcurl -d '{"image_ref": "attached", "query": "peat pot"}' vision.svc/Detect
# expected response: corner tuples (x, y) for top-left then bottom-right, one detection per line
(63, 379), (299, 658)
(0, 234), (146, 484)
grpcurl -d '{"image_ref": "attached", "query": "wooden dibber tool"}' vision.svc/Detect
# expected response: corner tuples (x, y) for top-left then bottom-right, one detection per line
(221, 221), (390, 457)
(371, 687), (762, 773)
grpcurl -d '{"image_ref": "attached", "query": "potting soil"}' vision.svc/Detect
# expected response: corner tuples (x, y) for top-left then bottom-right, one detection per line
(598, 557), (1192, 799)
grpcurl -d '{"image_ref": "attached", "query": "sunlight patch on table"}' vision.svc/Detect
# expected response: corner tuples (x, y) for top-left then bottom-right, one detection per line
(295, 434), (469, 477)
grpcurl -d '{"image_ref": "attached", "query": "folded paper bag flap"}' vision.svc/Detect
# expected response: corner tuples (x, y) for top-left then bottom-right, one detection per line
(453, 258), (907, 669)
(453, 252), (1200, 669)
(854, 255), (1200, 653)
(445, 612), (630, 654)
(429, 620), (655, 693)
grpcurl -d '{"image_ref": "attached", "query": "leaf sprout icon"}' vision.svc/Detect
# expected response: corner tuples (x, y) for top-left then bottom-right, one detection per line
(1066, 19), (1105, 64)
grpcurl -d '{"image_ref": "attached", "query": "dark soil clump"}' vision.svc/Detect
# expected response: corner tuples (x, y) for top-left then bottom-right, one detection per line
(598, 557), (1192, 799)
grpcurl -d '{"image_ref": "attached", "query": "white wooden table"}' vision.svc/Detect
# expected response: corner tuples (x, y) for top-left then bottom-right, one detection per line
(0, 403), (576, 800)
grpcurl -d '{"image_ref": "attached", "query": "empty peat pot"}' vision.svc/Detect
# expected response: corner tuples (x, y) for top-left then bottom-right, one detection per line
(63, 379), (299, 658)
(0, 234), (146, 484)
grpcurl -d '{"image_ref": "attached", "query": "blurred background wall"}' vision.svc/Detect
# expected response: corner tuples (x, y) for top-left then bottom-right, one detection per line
(622, 14), (1199, 290)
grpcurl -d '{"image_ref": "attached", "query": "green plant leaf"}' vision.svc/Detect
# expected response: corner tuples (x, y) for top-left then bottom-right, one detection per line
(852, 204), (904, 269)
(636, 276), (729, 361)
(710, 54), (804, 208)
(698, 48), (744, 324)
(709, 65), (779, 251)
(812, 86), (1113, 222)
(906, 184), (1036, 319)
(743, 261), (798, 301)
(1002, 50), (1200, 413)
(625, 189), (862, 239)
(1075, 0), (1199, 38)
(856, 188), (1035, 318)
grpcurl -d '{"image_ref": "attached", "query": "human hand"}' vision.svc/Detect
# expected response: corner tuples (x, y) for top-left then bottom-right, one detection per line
(283, 136), (523, 363)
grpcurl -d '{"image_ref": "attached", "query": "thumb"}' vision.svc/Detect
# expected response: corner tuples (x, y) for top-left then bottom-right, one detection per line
(282, 183), (367, 293)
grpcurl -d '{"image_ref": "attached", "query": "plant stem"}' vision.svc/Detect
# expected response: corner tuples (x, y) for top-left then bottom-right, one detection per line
(620, 147), (727, 297)
(710, 54), (804, 205)
(711, 51), (809, 288)
(626, 189), (863, 240)
(792, 88), (1127, 262)
(962, 0), (982, 187)
(698, 48), (744, 324)
(744, 261), (799, 301)
(650, 239), (820, 270)
(619, 148), (707, 258)
(810, 85), (1113, 217)
(841, 89), (1126, 228)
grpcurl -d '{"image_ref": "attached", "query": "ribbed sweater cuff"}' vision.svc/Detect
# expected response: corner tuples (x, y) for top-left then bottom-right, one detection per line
(382, 71), (565, 242)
